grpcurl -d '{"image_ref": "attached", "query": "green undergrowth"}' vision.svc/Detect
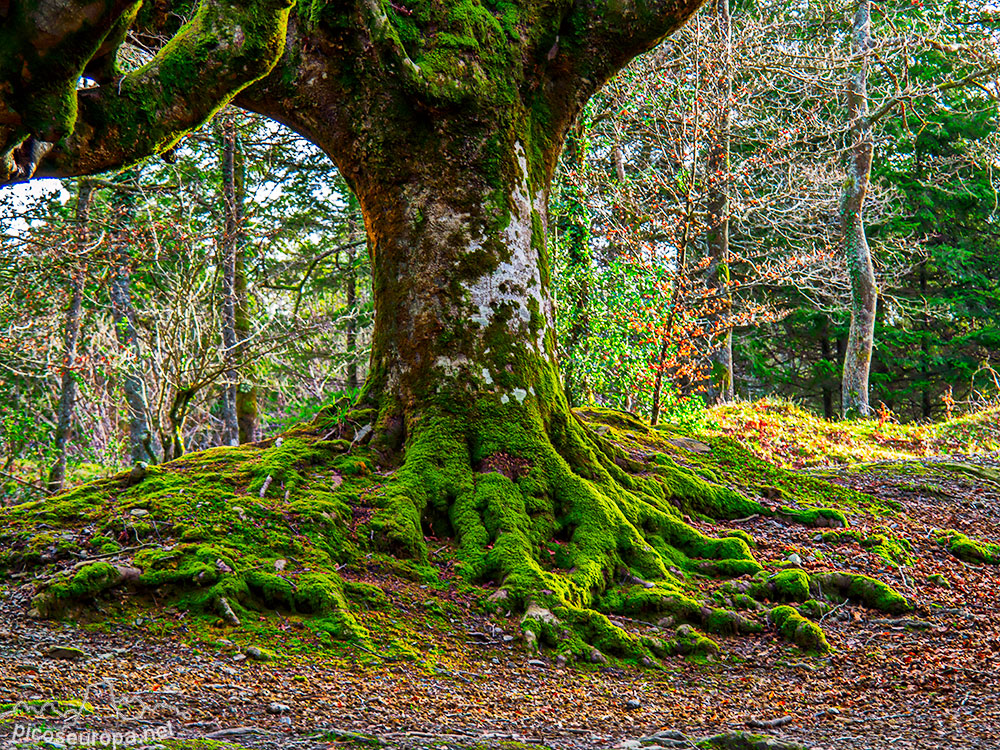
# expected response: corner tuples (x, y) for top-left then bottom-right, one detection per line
(0, 406), (917, 667)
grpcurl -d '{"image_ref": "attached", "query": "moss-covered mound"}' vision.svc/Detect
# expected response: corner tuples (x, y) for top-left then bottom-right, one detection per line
(0, 407), (913, 664)
(936, 529), (1000, 565)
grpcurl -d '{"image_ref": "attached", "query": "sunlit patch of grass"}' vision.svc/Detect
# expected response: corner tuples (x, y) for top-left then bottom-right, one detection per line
(699, 398), (1000, 468)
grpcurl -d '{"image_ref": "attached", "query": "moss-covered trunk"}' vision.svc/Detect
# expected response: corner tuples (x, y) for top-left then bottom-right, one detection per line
(352, 127), (559, 455)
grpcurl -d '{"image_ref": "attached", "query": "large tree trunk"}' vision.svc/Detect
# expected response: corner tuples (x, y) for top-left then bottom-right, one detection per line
(704, 0), (734, 405)
(254, 68), (760, 614)
(105, 0), (762, 648)
(840, 0), (877, 418)
(48, 181), (93, 492)
(344, 127), (753, 613)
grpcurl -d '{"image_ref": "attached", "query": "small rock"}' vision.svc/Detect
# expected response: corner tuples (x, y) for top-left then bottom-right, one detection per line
(527, 658), (547, 668)
(217, 639), (235, 649)
(827, 707), (841, 715)
(274, 558), (287, 571)
(625, 698), (642, 710)
(491, 658), (500, 665)
(232, 654), (247, 662)
(502, 635), (515, 643)
(786, 553), (802, 566)
(43, 646), (88, 661)
(657, 616), (675, 628)
(266, 702), (291, 715)
(590, 648), (608, 664)
(665, 437), (711, 454)
(130, 508), (149, 517)
(244, 646), (274, 662)
(554, 654), (568, 668)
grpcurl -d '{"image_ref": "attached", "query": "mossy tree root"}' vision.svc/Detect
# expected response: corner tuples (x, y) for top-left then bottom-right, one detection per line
(936, 529), (1000, 565)
(344, 396), (769, 662)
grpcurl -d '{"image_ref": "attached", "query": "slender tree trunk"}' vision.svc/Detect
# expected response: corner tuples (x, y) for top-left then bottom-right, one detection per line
(108, 172), (161, 465)
(234, 246), (258, 442)
(650, 21), (701, 426)
(820, 317), (835, 420)
(840, 0), (877, 418)
(219, 114), (258, 444)
(704, 0), (734, 405)
(345, 196), (361, 392)
(48, 181), (93, 492)
(220, 115), (241, 446)
(560, 124), (593, 407)
(919, 261), (932, 420)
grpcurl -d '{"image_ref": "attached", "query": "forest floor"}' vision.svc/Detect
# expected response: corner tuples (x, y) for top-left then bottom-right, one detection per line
(2, 404), (1000, 750)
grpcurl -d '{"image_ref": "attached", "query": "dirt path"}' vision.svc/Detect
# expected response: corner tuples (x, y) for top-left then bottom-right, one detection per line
(2, 456), (999, 750)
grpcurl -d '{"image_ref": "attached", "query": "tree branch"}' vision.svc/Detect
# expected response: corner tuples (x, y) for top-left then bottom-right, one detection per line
(2, 0), (295, 184)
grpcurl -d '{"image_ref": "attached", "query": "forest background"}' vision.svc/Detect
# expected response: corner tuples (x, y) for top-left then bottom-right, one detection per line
(1, 0), (998, 499)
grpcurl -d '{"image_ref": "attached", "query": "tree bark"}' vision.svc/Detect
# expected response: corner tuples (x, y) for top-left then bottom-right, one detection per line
(234, 238), (259, 443)
(231, 4), (759, 608)
(840, 0), (878, 418)
(108, 172), (161, 464)
(704, 0), (734, 405)
(345, 196), (362, 392)
(219, 113), (259, 444)
(48, 181), (94, 492)
(11, 1), (770, 643)
(220, 115), (242, 446)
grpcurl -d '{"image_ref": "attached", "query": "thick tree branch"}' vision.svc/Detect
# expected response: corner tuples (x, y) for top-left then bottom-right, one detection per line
(0, 0), (139, 174)
(537, 0), (706, 174)
(2, 0), (296, 184)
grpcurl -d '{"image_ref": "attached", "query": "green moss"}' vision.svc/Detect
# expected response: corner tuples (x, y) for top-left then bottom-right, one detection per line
(770, 605), (829, 653)
(810, 571), (911, 614)
(769, 569), (811, 602)
(936, 529), (1000, 565)
(32, 562), (128, 617)
(797, 598), (830, 620)
(669, 624), (719, 657)
(777, 505), (847, 528)
(721, 529), (756, 547)
(344, 580), (390, 609)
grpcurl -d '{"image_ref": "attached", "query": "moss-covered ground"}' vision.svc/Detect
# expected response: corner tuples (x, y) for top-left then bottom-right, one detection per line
(0, 405), (935, 669)
(1, 403), (999, 749)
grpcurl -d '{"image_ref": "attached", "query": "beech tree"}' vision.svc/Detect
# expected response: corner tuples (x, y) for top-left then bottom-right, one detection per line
(6, 2), (920, 656)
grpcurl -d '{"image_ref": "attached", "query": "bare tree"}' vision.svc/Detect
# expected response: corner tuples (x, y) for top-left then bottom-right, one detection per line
(840, 0), (877, 417)
(48, 181), (94, 490)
